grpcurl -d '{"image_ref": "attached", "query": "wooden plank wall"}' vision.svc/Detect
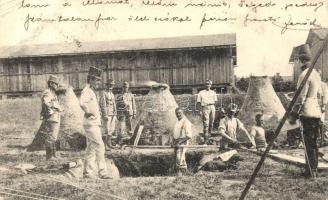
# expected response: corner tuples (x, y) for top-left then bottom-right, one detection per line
(0, 48), (234, 93)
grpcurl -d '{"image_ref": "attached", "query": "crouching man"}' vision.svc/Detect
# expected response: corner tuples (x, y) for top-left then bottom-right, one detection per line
(40, 75), (62, 161)
(171, 108), (193, 176)
(80, 67), (110, 179)
(218, 104), (254, 149)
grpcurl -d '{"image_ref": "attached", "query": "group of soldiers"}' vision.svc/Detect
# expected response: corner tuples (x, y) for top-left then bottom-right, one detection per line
(39, 66), (136, 179)
(38, 44), (326, 178)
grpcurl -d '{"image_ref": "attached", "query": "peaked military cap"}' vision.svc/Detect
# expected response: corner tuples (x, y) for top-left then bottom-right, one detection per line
(106, 79), (115, 85)
(48, 75), (59, 84)
(88, 66), (102, 80)
(298, 44), (312, 62)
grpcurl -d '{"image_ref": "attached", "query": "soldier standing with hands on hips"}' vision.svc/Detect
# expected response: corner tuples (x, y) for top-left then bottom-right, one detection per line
(80, 67), (111, 179)
(40, 75), (62, 161)
(293, 44), (322, 178)
(197, 80), (217, 144)
(117, 81), (136, 144)
(99, 79), (117, 150)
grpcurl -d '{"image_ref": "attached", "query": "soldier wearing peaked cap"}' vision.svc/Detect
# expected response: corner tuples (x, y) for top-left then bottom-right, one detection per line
(39, 75), (62, 161)
(116, 81), (136, 143)
(293, 44), (322, 178)
(80, 67), (111, 179)
(99, 79), (117, 149)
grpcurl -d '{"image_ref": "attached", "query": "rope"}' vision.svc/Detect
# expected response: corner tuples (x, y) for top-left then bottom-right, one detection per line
(0, 186), (64, 200)
(39, 175), (127, 200)
(0, 191), (45, 200)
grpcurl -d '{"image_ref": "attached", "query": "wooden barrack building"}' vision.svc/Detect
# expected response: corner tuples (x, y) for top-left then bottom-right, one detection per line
(0, 33), (237, 98)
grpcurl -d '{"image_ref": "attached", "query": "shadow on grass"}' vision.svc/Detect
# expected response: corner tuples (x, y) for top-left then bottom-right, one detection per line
(7, 144), (28, 150)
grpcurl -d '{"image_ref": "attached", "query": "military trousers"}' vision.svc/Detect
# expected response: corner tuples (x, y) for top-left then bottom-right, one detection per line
(201, 105), (216, 137)
(39, 120), (60, 147)
(174, 147), (187, 170)
(104, 116), (116, 136)
(83, 125), (108, 177)
(300, 116), (320, 172)
(118, 114), (133, 135)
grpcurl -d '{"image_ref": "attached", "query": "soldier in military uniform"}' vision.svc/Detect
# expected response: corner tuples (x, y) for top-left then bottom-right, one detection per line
(40, 75), (62, 161)
(99, 79), (117, 149)
(218, 104), (254, 149)
(197, 80), (217, 143)
(80, 67), (110, 179)
(117, 82), (136, 143)
(293, 44), (323, 177)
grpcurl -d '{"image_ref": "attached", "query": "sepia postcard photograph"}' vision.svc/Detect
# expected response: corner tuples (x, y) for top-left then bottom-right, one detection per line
(0, 0), (327, 199)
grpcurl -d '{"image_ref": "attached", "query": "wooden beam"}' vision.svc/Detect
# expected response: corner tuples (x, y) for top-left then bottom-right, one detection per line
(242, 149), (328, 170)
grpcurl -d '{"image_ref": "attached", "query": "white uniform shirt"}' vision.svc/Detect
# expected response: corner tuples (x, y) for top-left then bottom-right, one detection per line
(172, 117), (193, 145)
(80, 84), (101, 126)
(318, 81), (328, 105)
(297, 68), (322, 118)
(197, 89), (217, 106)
(218, 117), (244, 140)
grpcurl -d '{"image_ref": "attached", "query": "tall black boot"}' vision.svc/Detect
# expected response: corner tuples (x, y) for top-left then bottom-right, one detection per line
(107, 136), (113, 149)
(46, 146), (52, 160)
(52, 143), (59, 158)
(104, 136), (111, 150)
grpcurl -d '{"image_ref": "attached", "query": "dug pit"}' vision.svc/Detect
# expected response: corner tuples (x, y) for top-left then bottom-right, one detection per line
(107, 148), (241, 177)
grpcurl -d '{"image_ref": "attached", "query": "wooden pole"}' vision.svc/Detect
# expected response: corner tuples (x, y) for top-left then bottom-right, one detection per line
(239, 35), (328, 200)
(123, 145), (220, 149)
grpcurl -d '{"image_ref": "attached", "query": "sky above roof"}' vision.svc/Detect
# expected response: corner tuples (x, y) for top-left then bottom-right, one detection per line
(0, 0), (327, 77)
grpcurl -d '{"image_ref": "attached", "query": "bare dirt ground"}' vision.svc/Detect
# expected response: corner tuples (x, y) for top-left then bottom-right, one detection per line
(0, 97), (328, 200)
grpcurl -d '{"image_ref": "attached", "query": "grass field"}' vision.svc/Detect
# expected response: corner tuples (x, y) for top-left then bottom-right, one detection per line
(0, 97), (328, 200)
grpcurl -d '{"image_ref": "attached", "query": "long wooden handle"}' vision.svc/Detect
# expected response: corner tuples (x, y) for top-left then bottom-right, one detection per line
(240, 34), (328, 200)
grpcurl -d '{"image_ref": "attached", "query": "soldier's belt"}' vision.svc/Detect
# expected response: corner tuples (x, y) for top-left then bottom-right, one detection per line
(202, 104), (215, 106)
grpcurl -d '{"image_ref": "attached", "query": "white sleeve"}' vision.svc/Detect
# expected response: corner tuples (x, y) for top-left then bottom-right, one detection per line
(185, 121), (193, 138)
(80, 89), (90, 114)
(218, 119), (226, 134)
(322, 83), (328, 105)
(297, 72), (308, 104)
(214, 91), (218, 102)
(197, 91), (202, 103)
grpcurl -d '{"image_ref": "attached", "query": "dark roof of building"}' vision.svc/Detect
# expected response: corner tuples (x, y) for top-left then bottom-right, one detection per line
(306, 28), (328, 43)
(0, 33), (236, 59)
(289, 28), (328, 63)
(288, 44), (303, 63)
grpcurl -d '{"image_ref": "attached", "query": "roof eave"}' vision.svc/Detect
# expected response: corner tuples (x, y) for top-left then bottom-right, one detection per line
(0, 44), (236, 59)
